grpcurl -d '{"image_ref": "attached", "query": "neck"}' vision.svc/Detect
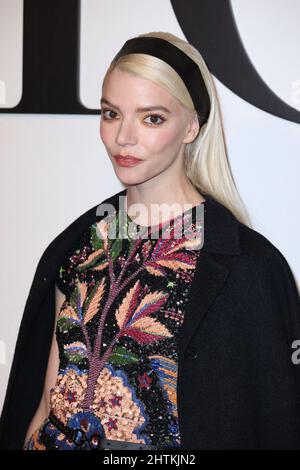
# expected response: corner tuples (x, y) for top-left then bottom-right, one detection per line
(124, 180), (206, 227)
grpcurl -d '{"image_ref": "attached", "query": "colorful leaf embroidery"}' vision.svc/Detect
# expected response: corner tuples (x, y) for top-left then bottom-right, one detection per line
(155, 253), (196, 271)
(115, 279), (171, 345)
(95, 219), (109, 250)
(115, 280), (141, 329)
(145, 264), (167, 277)
(90, 224), (104, 250)
(110, 238), (123, 261)
(92, 261), (109, 271)
(107, 345), (139, 366)
(146, 232), (201, 274)
(57, 316), (80, 333)
(129, 316), (172, 340)
(122, 323), (171, 345)
(77, 280), (88, 307)
(165, 236), (202, 253)
(59, 304), (79, 322)
(130, 290), (170, 324)
(83, 277), (106, 325)
(76, 248), (105, 271)
(64, 341), (87, 363)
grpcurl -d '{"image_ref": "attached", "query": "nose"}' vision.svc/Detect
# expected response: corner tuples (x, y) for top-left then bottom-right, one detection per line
(115, 118), (138, 146)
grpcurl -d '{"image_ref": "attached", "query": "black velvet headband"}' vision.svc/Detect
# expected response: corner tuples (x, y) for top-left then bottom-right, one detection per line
(112, 36), (211, 126)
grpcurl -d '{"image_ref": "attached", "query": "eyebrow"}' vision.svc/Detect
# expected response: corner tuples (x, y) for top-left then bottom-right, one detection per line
(100, 98), (171, 114)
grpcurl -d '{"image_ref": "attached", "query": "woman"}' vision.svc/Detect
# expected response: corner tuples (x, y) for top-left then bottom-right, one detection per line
(0, 32), (300, 450)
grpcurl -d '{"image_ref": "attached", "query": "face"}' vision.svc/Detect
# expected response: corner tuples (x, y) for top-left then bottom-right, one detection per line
(100, 67), (199, 187)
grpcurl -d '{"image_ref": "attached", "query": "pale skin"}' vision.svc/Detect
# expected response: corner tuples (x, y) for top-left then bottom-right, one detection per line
(23, 285), (65, 448)
(100, 67), (206, 227)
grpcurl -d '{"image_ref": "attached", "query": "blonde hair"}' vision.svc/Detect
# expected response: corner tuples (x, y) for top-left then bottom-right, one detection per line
(104, 31), (252, 228)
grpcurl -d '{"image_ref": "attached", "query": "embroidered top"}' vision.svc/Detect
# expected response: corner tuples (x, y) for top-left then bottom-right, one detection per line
(24, 202), (204, 450)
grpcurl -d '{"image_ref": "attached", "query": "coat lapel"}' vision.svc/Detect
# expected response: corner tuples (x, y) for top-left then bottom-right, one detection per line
(178, 194), (241, 356)
(178, 251), (231, 355)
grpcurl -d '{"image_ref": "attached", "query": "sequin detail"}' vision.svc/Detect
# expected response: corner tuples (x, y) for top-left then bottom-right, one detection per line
(24, 205), (203, 450)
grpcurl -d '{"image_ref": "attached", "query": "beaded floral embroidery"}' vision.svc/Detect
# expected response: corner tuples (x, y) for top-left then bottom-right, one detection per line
(24, 204), (203, 450)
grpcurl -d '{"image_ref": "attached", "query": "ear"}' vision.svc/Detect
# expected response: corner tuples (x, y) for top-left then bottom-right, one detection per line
(182, 112), (200, 144)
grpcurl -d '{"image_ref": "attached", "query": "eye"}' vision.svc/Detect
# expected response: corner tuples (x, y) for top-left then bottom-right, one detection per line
(144, 114), (166, 126)
(100, 108), (118, 120)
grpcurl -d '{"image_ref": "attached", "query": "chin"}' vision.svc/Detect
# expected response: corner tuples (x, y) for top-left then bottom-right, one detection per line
(114, 172), (142, 186)
(118, 177), (146, 187)
(113, 167), (145, 184)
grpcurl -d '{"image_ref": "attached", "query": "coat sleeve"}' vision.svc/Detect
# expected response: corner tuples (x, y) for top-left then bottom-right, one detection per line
(236, 225), (300, 448)
(0, 247), (56, 450)
(268, 246), (300, 389)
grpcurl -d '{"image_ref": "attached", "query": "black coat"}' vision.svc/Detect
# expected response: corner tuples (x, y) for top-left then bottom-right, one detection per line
(1, 189), (300, 450)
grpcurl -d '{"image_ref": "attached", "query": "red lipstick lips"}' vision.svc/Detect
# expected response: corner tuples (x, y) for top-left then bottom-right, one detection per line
(114, 155), (143, 167)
